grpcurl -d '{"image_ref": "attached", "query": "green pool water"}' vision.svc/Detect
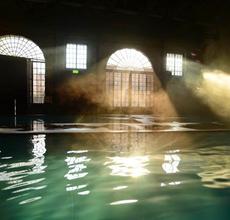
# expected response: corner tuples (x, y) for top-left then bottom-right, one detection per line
(0, 131), (229, 220)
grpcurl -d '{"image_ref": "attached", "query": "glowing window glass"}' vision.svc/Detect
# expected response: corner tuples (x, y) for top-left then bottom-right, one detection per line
(107, 48), (152, 71)
(166, 53), (183, 76)
(66, 44), (87, 69)
(0, 35), (45, 104)
(32, 62), (45, 103)
(66, 44), (76, 68)
(0, 35), (44, 61)
(106, 48), (154, 108)
(77, 44), (87, 69)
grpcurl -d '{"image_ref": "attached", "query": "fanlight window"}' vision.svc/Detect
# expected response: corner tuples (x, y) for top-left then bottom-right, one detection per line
(0, 35), (44, 61)
(0, 35), (45, 103)
(106, 48), (154, 108)
(107, 48), (152, 72)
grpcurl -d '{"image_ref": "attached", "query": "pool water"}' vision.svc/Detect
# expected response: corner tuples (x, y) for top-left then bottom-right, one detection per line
(0, 116), (230, 220)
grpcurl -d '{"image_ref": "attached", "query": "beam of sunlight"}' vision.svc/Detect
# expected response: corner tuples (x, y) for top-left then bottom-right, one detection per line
(203, 70), (230, 86)
(198, 69), (230, 119)
(181, 59), (230, 121)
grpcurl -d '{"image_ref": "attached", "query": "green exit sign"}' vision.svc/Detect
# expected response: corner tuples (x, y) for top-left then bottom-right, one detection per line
(72, 69), (80, 75)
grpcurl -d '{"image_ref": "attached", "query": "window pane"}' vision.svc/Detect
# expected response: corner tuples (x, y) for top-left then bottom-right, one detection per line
(76, 44), (87, 69)
(0, 35), (45, 61)
(66, 44), (87, 69)
(66, 44), (77, 68)
(33, 61), (46, 104)
(107, 48), (152, 71)
(166, 53), (183, 76)
(106, 49), (154, 108)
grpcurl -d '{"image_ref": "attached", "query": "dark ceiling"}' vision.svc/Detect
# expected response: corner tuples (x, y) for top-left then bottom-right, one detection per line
(0, 0), (229, 43)
(1, 0), (229, 26)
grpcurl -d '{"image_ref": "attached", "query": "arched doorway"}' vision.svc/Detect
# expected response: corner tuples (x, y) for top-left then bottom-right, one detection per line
(106, 48), (154, 108)
(0, 35), (45, 104)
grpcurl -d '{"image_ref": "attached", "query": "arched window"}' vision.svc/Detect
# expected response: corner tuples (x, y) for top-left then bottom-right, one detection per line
(0, 35), (45, 103)
(106, 48), (154, 108)
(107, 48), (153, 71)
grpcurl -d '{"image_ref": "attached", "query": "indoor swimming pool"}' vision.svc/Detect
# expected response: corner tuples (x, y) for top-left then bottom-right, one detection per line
(0, 115), (229, 220)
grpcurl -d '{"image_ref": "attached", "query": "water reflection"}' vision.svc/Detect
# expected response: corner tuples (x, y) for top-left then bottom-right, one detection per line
(197, 146), (230, 189)
(107, 132), (148, 153)
(0, 134), (47, 204)
(160, 181), (181, 187)
(4, 135), (47, 175)
(162, 150), (181, 174)
(65, 150), (90, 194)
(161, 150), (182, 187)
(32, 119), (45, 131)
(19, 196), (42, 205)
(113, 185), (128, 190)
(0, 131), (230, 220)
(30, 134), (47, 174)
(110, 199), (138, 205)
(105, 156), (150, 177)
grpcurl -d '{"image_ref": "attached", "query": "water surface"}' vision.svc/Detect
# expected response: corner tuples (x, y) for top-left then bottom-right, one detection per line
(0, 116), (229, 220)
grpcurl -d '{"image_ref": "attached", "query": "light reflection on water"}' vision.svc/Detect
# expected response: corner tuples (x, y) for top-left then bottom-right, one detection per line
(197, 146), (230, 189)
(65, 150), (90, 195)
(113, 185), (128, 190)
(162, 150), (181, 174)
(0, 134), (47, 205)
(110, 199), (138, 205)
(0, 132), (229, 220)
(105, 156), (150, 177)
(161, 150), (182, 187)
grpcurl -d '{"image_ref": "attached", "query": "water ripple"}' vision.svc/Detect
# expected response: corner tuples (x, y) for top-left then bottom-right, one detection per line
(105, 156), (150, 177)
(3, 178), (45, 191)
(19, 196), (42, 205)
(110, 199), (138, 205)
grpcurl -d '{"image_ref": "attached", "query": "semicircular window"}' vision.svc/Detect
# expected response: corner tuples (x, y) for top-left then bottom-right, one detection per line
(107, 48), (153, 72)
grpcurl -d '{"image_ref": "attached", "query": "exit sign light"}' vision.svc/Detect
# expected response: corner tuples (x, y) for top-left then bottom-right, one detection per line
(72, 69), (80, 75)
